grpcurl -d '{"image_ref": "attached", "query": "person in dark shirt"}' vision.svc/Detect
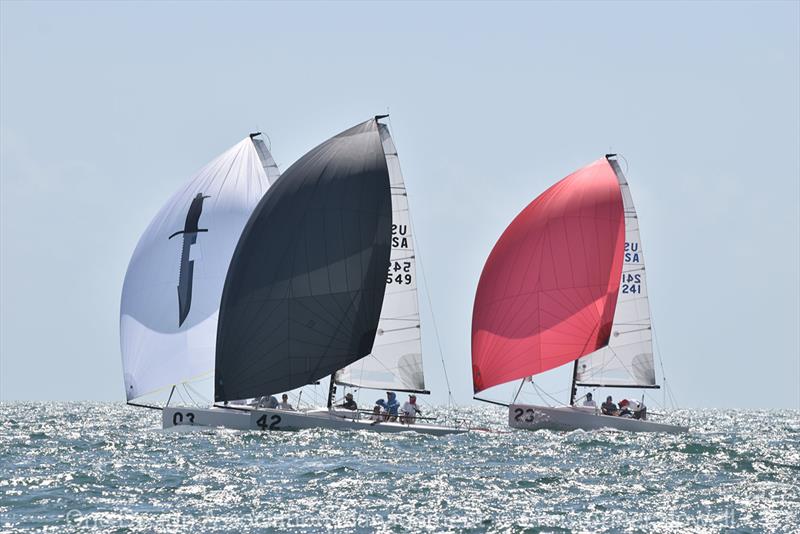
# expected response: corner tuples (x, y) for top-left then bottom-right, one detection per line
(336, 392), (358, 411)
(601, 396), (618, 416)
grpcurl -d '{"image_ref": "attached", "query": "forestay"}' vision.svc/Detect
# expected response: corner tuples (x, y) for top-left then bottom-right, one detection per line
(334, 123), (426, 393)
(120, 137), (277, 400)
(575, 158), (656, 387)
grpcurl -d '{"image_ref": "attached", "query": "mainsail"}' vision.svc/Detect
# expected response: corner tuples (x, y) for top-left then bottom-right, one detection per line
(120, 136), (278, 400)
(214, 118), (392, 402)
(471, 158), (625, 393)
(334, 122), (426, 393)
(575, 158), (656, 387)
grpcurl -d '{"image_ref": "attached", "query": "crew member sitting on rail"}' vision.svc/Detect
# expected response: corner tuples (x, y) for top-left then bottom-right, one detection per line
(336, 392), (358, 411)
(375, 392), (399, 421)
(582, 393), (597, 407)
(368, 405), (383, 422)
(258, 395), (279, 409)
(601, 396), (618, 416)
(278, 394), (295, 411)
(400, 394), (422, 424)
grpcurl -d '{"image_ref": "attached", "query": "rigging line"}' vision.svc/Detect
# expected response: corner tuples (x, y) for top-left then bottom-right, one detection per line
(175, 386), (187, 406)
(410, 212), (454, 407)
(387, 121), (453, 409)
(511, 379), (526, 404)
(183, 383), (198, 407)
(530, 380), (562, 407)
(380, 325), (420, 334)
(650, 314), (679, 409)
(185, 382), (210, 406)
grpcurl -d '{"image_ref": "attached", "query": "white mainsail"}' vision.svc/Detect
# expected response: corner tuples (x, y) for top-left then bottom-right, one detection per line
(575, 159), (656, 387)
(120, 136), (277, 400)
(334, 123), (426, 392)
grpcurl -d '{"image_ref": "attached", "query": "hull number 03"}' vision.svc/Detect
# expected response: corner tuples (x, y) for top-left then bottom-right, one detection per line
(172, 412), (195, 425)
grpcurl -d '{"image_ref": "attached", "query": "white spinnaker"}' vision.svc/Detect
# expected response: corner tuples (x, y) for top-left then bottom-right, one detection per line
(334, 124), (426, 392)
(120, 137), (277, 400)
(575, 159), (657, 387)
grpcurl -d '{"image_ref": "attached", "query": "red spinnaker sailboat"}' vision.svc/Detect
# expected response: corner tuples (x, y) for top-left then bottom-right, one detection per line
(471, 155), (687, 433)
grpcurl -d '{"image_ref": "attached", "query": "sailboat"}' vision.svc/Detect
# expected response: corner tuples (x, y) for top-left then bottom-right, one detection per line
(471, 155), (687, 434)
(121, 133), (279, 405)
(136, 117), (463, 436)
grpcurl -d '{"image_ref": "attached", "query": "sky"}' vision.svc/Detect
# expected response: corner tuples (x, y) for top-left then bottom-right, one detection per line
(1, 1), (798, 409)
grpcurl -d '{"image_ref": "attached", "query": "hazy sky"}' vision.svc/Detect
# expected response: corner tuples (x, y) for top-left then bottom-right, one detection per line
(1, 1), (798, 409)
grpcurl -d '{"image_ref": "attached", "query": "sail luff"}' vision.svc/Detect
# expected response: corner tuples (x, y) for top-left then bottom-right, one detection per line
(574, 157), (657, 388)
(333, 122), (427, 393)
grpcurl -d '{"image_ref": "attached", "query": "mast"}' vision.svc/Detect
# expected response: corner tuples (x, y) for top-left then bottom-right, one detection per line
(569, 360), (579, 406)
(326, 376), (337, 409)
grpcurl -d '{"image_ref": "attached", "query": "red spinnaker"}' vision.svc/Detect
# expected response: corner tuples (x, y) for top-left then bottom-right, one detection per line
(471, 158), (625, 393)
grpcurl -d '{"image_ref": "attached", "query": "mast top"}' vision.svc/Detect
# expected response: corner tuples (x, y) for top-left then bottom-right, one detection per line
(375, 114), (389, 120)
(249, 132), (262, 139)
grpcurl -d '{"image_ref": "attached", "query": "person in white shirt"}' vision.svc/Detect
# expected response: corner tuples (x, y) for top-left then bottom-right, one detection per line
(400, 394), (422, 424)
(277, 393), (295, 411)
(582, 392), (597, 407)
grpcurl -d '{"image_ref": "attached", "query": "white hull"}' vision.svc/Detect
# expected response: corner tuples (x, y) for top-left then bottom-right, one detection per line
(162, 405), (467, 436)
(509, 404), (688, 434)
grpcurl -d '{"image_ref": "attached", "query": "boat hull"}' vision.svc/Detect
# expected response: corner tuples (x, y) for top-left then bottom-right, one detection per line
(509, 404), (688, 434)
(162, 406), (467, 436)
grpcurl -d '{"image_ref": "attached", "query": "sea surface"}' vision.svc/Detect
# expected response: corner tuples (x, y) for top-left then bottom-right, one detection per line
(1, 403), (798, 533)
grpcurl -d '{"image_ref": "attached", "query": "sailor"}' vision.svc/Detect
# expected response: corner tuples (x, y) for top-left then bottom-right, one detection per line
(278, 394), (295, 411)
(582, 393), (597, 407)
(618, 399), (632, 417)
(375, 392), (399, 421)
(368, 405), (383, 422)
(400, 394), (422, 424)
(601, 396), (618, 416)
(336, 392), (358, 411)
(258, 395), (279, 409)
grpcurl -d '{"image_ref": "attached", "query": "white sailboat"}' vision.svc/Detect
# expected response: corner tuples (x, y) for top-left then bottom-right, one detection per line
(122, 119), (464, 436)
(471, 155), (687, 434)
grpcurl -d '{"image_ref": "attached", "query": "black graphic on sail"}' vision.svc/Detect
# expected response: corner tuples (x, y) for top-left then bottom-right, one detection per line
(215, 119), (392, 402)
(168, 193), (210, 326)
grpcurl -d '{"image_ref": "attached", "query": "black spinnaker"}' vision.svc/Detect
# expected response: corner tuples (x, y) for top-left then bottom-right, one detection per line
(214, 118), (392, 402)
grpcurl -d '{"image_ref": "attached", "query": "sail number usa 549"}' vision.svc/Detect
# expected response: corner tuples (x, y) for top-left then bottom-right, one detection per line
(386, 224), (413, 285)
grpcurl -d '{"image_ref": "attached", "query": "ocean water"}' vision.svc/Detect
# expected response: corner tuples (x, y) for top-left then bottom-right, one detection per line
(1, 403), (798, 533)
